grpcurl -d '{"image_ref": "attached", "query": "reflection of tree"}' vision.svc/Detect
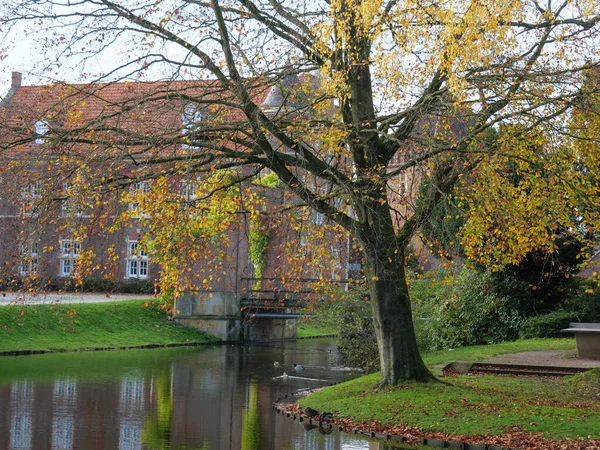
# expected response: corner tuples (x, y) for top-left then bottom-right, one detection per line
(141, 371), (172, 450)
(241, 380), (261, 450)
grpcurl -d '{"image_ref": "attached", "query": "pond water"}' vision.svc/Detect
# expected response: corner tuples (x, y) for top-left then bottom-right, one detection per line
(0, 338), (413, 450)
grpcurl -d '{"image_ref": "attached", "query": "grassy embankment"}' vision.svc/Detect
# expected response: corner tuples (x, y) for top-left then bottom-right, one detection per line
(297, 338), (600, 446)
(0, 300), (220, 353)
(297, 319), (338, 338)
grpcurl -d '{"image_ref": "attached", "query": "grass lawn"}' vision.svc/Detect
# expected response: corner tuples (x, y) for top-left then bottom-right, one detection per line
(297, 338), (600, 447)
(0, 300), (220, 353)
(422, 338), (578, 365)
(297, 319), (338, 338)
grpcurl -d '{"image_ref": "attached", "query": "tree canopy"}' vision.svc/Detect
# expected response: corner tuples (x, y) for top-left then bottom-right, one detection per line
(1, 0), (600, 385)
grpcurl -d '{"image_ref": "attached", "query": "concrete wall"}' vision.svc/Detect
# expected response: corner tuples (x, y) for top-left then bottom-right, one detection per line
(243, 315), (298, 342)
(175, 292), (242, 342)
(175, 293), (300, 342)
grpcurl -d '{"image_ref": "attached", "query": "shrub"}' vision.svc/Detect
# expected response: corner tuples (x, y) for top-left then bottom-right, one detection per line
(309, 288), (379, 371)
(411, 267), (529, 351)
(114, 278), (155, 294)
(560, 279), (600, 322)
(522, 310), (581, 338)
(1, 276), (154, 295)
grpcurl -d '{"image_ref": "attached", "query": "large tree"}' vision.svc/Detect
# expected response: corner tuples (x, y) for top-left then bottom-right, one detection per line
(1, 0), (600, 385)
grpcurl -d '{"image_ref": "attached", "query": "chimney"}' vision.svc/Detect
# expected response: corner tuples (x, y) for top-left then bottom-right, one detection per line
(11, 72), (22, 89)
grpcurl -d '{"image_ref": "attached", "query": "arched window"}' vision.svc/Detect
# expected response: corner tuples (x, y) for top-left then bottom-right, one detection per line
(34, 120), (49, 144)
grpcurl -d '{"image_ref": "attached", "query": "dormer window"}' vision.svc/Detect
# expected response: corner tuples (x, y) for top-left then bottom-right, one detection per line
(182, 103), (206, 150)
(34, 120), (49, 145)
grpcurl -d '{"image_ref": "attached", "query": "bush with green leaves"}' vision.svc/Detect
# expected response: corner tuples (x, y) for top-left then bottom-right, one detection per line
(560, 278), (600, 322)
(522, 310), (581, 338)
(521, 278), (600, 338)
(1, 276), (155, 294)
(411, 267), (530, 351)
(309, 287), (379, 371)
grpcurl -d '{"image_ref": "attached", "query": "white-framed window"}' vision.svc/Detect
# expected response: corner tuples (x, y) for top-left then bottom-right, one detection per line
(126, 240), (148, 279)
(59, 240), (81, 277)
(329, 245), (344, 280)
(128, 181), (151, 214)
(181, 103), (206, 150)
(21, 181), (42, 215)
(62, 182), (82, 216)
(25, 182), (42, 198)
(34, 120), (49, 145)
(311, 211), (326, 226)
(132, 181), (151, 195)
(180, 178), (198, 201)
(19, 242), (39, 276)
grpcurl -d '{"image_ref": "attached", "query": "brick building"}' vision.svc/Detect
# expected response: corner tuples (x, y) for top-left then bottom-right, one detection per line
(0, 72), (349, 295)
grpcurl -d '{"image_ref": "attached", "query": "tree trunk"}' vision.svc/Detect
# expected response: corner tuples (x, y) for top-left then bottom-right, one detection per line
(360, 233), (435, 385)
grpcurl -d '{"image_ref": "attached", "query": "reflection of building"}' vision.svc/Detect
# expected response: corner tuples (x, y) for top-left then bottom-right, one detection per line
(52, 377), (76, 450)
(10, 380), (33, 450)
(0, 373), (156, 450)
(118, 375), (145, 450)
(0, 342), (382, 450)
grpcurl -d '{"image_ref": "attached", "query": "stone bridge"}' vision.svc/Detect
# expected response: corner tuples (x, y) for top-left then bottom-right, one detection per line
(174, 278), (345, 342)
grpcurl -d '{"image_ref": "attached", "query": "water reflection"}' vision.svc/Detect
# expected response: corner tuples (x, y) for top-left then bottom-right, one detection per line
(10, 380), (33, 450)
(241, 381), (261, 450)
(52, 377), (76, 450)
(0, 340), (412, 450)
(141, 369), (172, 450)
(119, 375), (145, 450)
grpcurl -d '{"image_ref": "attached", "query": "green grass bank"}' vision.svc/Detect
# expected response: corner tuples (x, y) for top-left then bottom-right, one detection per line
(297, 338), (600, 448)
(0, 300), (220, 353)
(297, 319), (338, 338)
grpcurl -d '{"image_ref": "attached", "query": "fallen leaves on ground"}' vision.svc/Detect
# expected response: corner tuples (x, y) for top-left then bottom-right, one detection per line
(277, 404), (600, 449)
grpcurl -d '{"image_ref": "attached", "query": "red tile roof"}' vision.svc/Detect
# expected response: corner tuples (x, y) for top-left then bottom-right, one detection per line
(0, 77), (274, 158)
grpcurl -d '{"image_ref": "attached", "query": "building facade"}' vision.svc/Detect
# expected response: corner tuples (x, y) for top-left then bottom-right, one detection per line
(0, 72), (349, 297)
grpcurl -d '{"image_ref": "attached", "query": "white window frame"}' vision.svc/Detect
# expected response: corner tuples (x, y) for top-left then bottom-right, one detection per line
(132, 181), (151, 195)
(59, 240), (81, 277)
(19, 242), (39, 276)
(21, 181), (42, 215)
(180, 177), (199, 202)
(128, 181), (151, 215)
(62, 182), (83, 217)
(126, 240), (149, 279)
(311, 211), (326, 226)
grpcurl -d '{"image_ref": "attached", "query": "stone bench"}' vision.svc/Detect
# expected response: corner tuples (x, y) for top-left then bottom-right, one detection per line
(561, 323), (600, 360)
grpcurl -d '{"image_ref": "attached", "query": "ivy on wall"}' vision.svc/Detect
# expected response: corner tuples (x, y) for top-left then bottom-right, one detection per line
(248, 217), (271, 282)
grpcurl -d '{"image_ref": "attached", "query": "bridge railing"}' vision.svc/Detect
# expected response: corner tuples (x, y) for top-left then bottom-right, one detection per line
(240, 277), (350, 311)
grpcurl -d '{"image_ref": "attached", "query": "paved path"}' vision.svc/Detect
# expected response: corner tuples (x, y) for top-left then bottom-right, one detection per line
(0, 292), (153, 305)
(483, 349), (600, 369)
